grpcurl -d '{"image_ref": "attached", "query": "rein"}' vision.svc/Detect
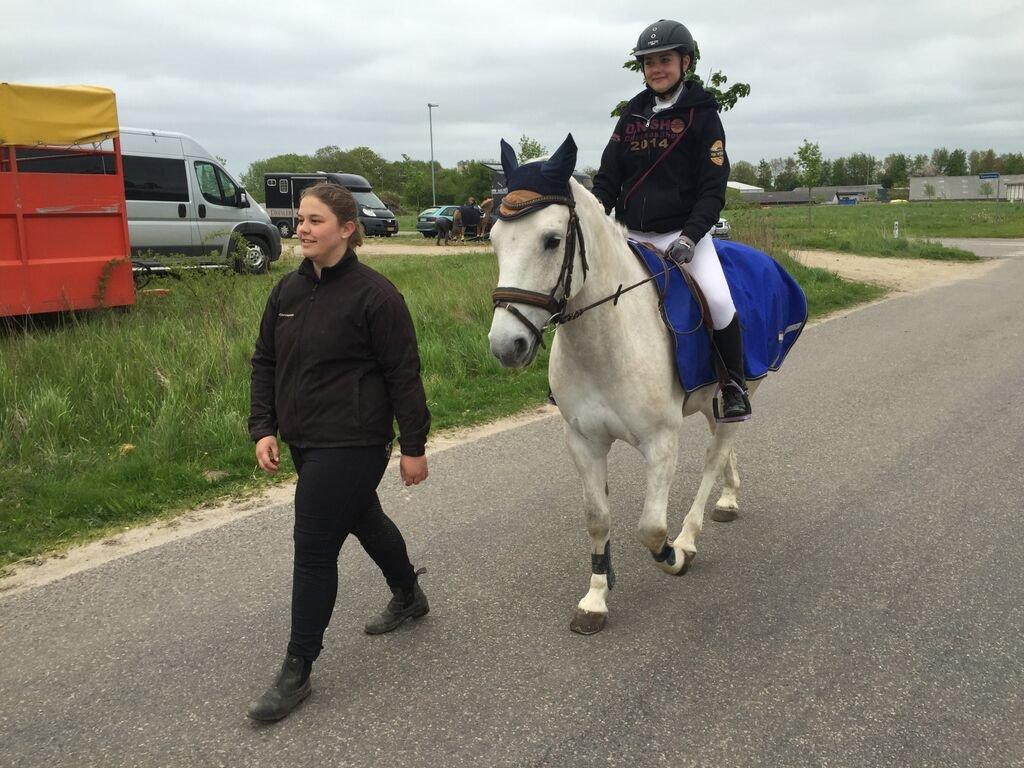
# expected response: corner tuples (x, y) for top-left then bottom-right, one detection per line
(491, 195), (707, 344)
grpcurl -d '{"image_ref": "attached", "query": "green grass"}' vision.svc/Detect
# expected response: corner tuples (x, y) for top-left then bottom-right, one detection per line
(0, 245), (878, 570)
(726, 200), (1024, 261)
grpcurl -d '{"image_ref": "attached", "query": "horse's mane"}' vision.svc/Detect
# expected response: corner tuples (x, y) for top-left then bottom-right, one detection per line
(569, 178), (631, 259)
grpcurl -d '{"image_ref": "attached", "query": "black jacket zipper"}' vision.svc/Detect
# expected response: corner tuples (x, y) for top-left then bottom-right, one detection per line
(293, 279), (318, 433)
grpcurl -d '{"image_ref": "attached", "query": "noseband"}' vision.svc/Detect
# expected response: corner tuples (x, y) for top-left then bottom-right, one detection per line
(491, 192), (588, 347)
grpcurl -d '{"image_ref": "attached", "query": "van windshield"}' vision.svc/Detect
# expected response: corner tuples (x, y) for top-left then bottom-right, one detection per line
(352, 191), (388, 210)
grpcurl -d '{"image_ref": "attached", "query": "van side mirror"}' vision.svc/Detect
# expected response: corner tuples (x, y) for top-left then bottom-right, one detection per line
(238, 191), (250, 208)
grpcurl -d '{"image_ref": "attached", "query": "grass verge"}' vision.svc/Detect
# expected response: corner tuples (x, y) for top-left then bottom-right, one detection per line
(725, 200), (1024, 261)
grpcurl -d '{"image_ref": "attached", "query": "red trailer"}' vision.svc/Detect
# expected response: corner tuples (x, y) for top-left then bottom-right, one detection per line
(0, 83), (135, 316)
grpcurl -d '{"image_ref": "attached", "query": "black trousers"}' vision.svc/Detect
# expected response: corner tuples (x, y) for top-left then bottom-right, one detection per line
(287, 445), (416, 660)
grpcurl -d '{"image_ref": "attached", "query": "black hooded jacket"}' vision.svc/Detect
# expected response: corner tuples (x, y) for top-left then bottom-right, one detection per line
(591, 81), (730, 243)
(248, 250), (431, 456)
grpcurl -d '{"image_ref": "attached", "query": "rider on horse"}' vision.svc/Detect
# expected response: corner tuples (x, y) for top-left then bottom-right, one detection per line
(592, 19), (751, 421)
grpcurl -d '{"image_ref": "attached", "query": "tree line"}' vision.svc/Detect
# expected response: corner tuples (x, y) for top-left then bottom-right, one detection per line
(731, 145), (1024, 192)
(240, 145), (494, 214)
(238, 136), (552, 214)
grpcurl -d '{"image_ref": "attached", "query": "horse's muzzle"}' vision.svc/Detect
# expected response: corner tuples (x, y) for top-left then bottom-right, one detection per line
(489, 331), (539, 369)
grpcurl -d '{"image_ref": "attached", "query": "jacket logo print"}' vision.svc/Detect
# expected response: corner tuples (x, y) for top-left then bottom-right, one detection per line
(278, 313), (295, 318)
(710, 139), (725, 166)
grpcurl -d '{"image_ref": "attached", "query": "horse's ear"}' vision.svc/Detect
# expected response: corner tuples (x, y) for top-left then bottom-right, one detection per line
(500, 139), (519, 178)
(542, 134), (577, 184)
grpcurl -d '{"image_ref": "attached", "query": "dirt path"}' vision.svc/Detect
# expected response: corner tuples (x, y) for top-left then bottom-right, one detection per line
(791, 249), (1001, 294)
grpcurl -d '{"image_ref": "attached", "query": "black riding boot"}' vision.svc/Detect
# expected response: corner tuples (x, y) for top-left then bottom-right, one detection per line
(246, 653), (313, 722)
(364, 572), (429, 635)
(712, 315), (752, 421)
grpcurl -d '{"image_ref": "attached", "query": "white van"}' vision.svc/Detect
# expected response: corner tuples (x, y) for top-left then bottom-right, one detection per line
(120, 128), (281, 272)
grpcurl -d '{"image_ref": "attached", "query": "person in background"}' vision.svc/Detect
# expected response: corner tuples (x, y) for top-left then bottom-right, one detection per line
(435, 214), (453, 245)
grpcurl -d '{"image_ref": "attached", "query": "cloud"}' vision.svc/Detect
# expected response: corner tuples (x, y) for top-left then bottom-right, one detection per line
(3, 0), (1022, 175)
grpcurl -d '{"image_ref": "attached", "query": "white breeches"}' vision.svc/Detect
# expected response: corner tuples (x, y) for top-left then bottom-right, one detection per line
(628, 229), (737, 330)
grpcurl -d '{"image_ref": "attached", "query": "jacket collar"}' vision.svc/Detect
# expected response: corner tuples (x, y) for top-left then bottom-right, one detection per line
(298, 248), (359, 282)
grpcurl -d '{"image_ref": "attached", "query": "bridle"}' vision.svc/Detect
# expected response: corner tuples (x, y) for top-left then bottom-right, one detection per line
(490, 190), (688, 347)
(490, 192), (588, 348)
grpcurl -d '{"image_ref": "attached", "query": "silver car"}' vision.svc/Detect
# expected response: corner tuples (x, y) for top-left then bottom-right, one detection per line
(711, 217), (731, 239)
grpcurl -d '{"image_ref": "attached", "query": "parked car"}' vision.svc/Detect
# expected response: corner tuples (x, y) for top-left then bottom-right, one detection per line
(711, 217), (731, 239)
(415, 205), (460, 237)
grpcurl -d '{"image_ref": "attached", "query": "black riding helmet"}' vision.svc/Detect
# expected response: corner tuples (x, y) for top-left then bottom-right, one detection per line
(631, 19), (695, 68)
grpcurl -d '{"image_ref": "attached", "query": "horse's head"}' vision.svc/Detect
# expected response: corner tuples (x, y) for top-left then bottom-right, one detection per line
(488, 134), (585, 368)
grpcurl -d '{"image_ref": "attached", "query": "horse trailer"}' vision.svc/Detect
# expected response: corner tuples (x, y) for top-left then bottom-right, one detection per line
(1, 83), (135, 317)
(264, 172), (397, 238)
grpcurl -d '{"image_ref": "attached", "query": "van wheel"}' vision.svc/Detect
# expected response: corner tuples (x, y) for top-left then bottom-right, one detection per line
(276, 221), (293, 238)
(236, 236), (270, 274)
(421, 232), (432, 238)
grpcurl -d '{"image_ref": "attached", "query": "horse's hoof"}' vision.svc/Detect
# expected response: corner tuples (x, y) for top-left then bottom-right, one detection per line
(569, 609), (607, 635)
(711, 506), (739, 523)
(655, 546), (696, 576)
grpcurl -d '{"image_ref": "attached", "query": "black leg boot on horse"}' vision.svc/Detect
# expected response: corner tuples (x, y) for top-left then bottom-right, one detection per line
(713, 315), (752, 422)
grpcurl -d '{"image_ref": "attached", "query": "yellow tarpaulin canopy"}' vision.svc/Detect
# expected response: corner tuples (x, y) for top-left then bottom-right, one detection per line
(0, 83), (119, 147)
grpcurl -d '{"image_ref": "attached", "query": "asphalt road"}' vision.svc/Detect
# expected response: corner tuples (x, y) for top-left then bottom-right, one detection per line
(2, 239), (1023, 768)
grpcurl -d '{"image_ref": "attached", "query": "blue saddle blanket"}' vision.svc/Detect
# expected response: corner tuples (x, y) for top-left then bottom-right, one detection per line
(630, 239), (807, 393)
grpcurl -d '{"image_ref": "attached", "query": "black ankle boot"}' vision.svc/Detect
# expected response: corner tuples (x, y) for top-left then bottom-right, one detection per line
(246, 654), (312, 722)
(712, 315), (751, 421)
(364, 575), (429, 635)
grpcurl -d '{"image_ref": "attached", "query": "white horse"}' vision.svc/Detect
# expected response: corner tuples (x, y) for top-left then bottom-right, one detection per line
(488, 137), (759, 634)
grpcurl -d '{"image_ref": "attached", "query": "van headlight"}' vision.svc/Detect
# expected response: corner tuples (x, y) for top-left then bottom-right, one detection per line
(362, 208), (376, 217)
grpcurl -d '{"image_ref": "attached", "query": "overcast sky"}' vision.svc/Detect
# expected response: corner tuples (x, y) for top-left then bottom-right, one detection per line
(4, 0), (1023, 177)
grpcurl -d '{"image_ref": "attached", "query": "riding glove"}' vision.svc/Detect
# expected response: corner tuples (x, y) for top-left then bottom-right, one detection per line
(666, 235), (696, 265)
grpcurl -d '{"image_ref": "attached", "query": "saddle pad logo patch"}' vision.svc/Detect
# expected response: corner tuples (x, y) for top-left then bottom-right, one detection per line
(710, 140), (725, 166)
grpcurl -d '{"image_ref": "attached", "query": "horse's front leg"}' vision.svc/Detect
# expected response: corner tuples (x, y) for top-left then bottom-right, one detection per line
(670, 420), (742, 565)
(703, 412), (741, 523)
(565, 424), (613, 635)
(635, 431), (691, 575)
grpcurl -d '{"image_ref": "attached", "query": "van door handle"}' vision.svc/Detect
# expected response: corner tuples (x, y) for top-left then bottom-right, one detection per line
(198, 204), (207, 219)
(178, 204), (187, 218)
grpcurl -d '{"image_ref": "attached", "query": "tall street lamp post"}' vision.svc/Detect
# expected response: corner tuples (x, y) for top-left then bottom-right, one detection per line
(427, 103), (438, 205)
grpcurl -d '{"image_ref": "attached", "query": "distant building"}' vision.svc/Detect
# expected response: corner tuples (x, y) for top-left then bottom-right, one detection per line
(909, 174), (1024, 201)
(740, 184), (884, 206)
(739, 190), (811, 206)
(727, 181), (764, 193)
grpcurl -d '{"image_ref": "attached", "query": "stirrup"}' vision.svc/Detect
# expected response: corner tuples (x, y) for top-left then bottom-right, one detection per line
(712, 381), (751, 424)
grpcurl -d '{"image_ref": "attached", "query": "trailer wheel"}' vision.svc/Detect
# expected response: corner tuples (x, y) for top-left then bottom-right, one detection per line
(235, 236), (270, 274)
(276, 221), (293, 238)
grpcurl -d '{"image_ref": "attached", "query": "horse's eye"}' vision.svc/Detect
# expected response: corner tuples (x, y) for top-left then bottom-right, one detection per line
(545, 236), (562, 250)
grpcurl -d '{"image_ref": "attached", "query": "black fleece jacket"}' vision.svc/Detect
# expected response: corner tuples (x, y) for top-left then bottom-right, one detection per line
(249, 250), (431, 456)
(591, 81), (730, 243)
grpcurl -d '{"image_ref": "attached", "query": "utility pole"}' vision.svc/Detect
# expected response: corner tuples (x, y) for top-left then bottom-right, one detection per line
(427, 103), (439, 206)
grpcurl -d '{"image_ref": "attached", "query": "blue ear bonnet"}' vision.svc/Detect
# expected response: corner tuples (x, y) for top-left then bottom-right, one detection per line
(499, 134), (578, 200)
